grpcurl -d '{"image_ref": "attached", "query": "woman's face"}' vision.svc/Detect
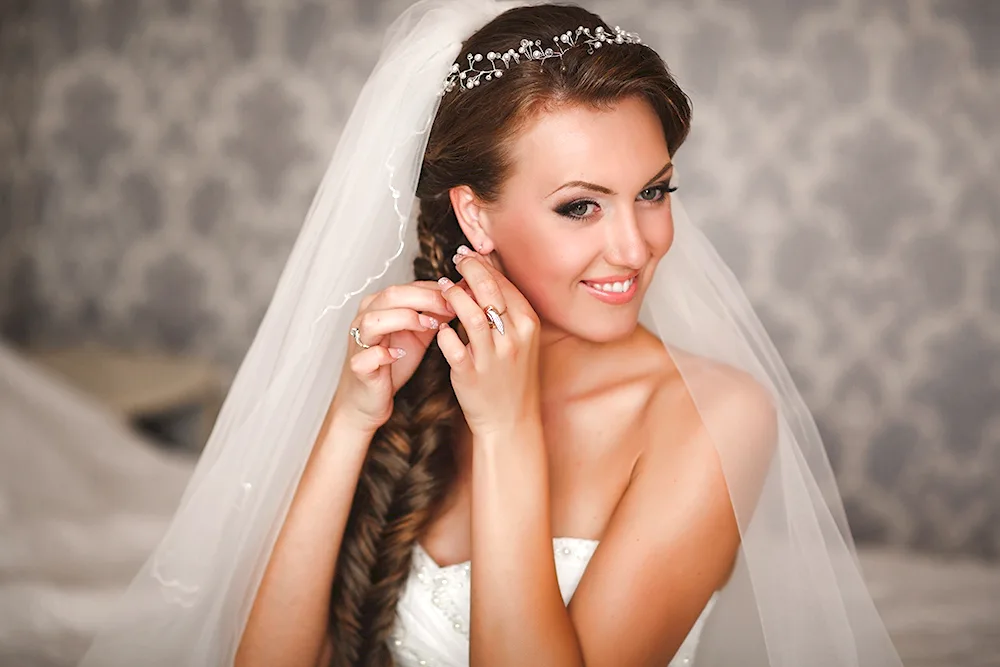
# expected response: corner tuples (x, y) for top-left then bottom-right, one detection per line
(484, 96), (676, 344)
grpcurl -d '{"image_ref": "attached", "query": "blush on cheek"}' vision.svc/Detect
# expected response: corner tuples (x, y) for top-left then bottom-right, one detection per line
(512, 265), (560, 313)
(502, 256), (568, 323)
(496, 225), (565, 290)
(649, 214), (675, 257)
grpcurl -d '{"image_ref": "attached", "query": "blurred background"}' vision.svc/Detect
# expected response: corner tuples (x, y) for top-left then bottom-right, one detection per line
(0, 0), (998, 666)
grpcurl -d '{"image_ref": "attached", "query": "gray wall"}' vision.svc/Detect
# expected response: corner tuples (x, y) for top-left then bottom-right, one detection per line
(1, 0), (998, 559)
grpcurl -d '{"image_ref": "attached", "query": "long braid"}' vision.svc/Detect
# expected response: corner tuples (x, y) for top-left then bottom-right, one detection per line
(327, 409), (413, 666)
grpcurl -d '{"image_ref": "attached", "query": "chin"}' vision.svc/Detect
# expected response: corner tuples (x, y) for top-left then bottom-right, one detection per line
(553, 306), (640, 344)
(580, 316), (640, 343)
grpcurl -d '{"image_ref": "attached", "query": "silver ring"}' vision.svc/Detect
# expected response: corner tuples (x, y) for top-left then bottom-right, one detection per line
(349, 326), (371, 349)
(483, 304), (505, 336)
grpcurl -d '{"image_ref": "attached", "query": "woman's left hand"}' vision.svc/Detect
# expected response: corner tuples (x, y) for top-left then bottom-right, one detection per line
(436, 245), (542, 438)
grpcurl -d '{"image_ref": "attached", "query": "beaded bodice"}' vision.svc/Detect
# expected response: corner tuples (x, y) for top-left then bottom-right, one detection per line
(388, 537), (715, 666)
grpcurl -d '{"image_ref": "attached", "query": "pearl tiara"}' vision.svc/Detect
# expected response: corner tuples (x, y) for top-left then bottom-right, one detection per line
(442, 24), (642, 94)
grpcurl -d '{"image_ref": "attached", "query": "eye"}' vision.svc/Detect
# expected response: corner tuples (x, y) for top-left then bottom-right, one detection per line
(637, 182), (678, 202)
(555, 199), (599, 220)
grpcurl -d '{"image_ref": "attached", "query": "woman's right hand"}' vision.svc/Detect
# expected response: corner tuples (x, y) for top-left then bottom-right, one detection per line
(330, 280), (456, 433)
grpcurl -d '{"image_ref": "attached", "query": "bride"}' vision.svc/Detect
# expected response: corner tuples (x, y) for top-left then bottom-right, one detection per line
(80, 2), (903, 666)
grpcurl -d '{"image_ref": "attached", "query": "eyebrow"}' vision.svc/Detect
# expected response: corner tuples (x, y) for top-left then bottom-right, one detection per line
(546, 161), (674, 198)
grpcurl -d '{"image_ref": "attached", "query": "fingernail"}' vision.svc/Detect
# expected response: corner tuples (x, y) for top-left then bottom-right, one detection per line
(456, 245), (472, 255)
(389, 347), (406, 358)
(420, 315), (439, 329)
(438, 276), (453, 288)
(451, 253), (462, 265)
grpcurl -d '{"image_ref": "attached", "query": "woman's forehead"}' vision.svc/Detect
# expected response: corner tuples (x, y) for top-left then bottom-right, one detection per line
(504, 98), (671, 196)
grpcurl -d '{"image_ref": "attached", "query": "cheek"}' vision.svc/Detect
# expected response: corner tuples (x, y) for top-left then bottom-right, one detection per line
(493, 218), (584, 308)
(644, 207), (675, 258)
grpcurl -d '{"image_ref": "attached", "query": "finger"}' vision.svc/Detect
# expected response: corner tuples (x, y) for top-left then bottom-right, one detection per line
(360, 281), (448, 311)
(349, 344), (406, 377)
(452, 253), (515, 341)
(456, 246), (532, 319)
(438, 276), (495, 359)
(452, 250), (508, 321)
(355, 308), (441, 344)
(435, 322), (473, 375)
(364, 283), (455, 320)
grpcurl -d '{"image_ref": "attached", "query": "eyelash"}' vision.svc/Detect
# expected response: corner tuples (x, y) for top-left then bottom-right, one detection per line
(555, 181), (678, 221)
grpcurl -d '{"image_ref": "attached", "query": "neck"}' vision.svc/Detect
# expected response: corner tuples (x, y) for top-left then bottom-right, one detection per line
(537, 319), (636, 404)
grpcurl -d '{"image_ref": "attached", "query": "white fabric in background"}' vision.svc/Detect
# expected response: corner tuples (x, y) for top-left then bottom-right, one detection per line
(0, 341), (195, 666)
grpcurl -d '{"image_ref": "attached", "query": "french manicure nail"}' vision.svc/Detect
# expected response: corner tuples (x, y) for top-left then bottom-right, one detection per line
(438, 277), (453, 288)
(390, 347), (406, 358)
(420, 315), (439, 329)
(451, 254), (462, 265)
(456, 245), (472, 255)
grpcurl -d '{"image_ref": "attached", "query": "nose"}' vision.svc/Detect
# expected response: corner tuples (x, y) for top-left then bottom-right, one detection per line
(604, 207), (648, 270)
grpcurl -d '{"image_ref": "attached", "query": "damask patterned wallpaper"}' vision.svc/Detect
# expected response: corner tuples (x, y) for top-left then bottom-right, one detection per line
(1, 0), (998, 559)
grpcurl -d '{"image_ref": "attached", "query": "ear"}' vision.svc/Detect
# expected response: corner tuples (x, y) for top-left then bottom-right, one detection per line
(448, 185), (495, 254)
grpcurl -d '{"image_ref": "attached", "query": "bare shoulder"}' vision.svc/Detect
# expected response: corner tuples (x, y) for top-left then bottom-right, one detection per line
(632, 326), (771, 409)
(633, 328), (779, 482)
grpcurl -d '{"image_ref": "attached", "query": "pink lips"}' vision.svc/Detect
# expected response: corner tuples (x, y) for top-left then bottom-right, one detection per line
(581, 275), (639, 305)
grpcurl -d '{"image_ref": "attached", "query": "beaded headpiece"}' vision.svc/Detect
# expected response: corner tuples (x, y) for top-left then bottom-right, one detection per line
(442, 24), (642, 94)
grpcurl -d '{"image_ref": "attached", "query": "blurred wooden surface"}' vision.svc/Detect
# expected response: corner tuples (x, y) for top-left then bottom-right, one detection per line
(25, 343), (224, 448)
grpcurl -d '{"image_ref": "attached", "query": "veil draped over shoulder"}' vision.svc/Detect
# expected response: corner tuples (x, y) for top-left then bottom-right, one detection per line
(80, 1), (902, 665)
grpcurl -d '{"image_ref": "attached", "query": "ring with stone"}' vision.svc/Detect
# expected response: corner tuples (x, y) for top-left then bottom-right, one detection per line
(349, 326), (371, 349)
(483, 304), (506, 336)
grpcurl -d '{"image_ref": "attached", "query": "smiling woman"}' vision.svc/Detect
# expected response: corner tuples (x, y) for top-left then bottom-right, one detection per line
(78, 2), (903, 667)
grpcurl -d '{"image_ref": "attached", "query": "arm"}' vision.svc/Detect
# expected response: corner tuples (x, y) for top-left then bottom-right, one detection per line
(567, 367), (777, 666)
(469, 420), (584, 666)
(430, 251), (581, 664)
(234, 406), (377, 667)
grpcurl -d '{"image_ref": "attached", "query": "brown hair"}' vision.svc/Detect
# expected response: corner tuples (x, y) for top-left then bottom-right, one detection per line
(326, 4), (691, 665)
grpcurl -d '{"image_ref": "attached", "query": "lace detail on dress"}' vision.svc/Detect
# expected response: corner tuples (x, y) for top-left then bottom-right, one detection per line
(388, 537), (714, 667)
(418, 543), (473, 637)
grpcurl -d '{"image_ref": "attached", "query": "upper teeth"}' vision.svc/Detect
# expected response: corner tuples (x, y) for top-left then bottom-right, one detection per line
(588, 277), (634, 293)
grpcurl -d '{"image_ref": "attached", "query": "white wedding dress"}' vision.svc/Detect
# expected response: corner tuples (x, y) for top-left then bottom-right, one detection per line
(390, 537), (717, 666)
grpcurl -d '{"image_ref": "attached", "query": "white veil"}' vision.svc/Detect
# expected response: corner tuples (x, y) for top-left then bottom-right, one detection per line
(79, 1), (902, 665)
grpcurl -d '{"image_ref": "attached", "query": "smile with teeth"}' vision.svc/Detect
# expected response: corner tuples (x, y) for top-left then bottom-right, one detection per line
(583, 277), (635, 293)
